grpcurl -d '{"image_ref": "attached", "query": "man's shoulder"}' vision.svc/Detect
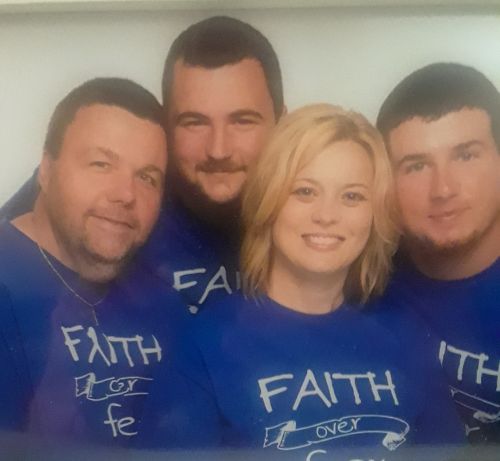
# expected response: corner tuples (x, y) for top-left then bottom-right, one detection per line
(391, 251), (500, 290)
(389, 254), (500, 305)
(0, 168), (38, 222)
(383, 254), (500, 347)
(0, 219), (42, 283)
(0, 219), (25, 251)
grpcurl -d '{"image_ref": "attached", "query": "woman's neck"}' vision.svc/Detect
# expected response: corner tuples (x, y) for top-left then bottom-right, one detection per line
(267, 262), (347, 315)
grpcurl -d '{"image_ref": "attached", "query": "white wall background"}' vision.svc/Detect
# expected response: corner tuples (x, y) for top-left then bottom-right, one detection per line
(1, 5), (499, 205)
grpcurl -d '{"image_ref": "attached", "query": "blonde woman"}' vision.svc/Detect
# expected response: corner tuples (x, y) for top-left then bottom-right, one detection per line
(139, 104), (464, 458)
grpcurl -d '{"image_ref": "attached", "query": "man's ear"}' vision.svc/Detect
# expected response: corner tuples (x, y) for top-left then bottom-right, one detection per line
(38, 151), (54, 193)
(279, 105), (288, 120)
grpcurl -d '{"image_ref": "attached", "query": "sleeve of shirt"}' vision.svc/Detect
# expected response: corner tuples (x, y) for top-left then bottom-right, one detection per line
(0, 168), (39, 221)
(134, 324), (223, 450)
(0, 283), (31, 431)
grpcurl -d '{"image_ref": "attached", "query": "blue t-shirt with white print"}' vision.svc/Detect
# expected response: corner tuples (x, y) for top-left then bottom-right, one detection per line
(0, 220), (189, 446)
(388, 257), (500, 444)
(137, 197), (240, 314)
(138, 292), (464, 460)
(0, 172), (241, 315)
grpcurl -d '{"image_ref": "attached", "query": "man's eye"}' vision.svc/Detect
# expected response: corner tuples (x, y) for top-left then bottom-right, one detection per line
(235, 117), (257, 125)
(404, 161), (426, 174)
(139, 172), (158, 187)
(90, 161), (111, 170)
(179, 119), (206, 128)
(456, 150), (477, 162)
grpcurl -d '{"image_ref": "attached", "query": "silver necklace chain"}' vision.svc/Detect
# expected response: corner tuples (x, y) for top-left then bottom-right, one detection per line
(37, 244), (103, 325)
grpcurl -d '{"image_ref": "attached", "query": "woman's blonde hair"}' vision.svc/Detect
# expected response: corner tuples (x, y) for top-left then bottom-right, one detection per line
(241, 103), (399, 303)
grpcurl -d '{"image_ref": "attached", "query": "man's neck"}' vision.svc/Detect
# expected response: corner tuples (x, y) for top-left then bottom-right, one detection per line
(173, 188), (241, 237)
(12, 199), (119, 283)
(406, 217), (500, 280)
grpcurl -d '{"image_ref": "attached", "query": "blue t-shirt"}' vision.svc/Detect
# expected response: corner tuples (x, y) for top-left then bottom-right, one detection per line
(0, 282), (31, 432)
(138, 197), (240, 315)
(388, 257), (500, 444)
(0, 173), (240, 315)
(0, 221), (189, 446)
(0, 169), (38, 222)
(138, 293), (464, 460)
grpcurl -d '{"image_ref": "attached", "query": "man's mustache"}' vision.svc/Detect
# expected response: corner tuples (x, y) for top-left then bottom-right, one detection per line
(197, 158), (246, 174)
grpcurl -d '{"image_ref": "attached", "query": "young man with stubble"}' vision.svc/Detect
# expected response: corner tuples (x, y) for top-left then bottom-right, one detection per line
(377, 62), (500, 445)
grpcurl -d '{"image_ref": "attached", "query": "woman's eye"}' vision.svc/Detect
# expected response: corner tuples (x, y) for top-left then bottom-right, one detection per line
(292, 187), (315, 197)
(343, 191), (366, 203)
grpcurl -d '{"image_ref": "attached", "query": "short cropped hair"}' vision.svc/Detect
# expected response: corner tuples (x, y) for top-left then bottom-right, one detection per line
(44, 77), (164, 158)
(162, 16), (284, 118)
(241, 104), (398, 304)
(377, 62), (500, 150)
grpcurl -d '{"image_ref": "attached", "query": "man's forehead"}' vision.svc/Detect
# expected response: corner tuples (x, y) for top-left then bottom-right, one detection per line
(59, 104), (167, 165)
(168, 58), (273, 115)
(388, 108), (494, 158)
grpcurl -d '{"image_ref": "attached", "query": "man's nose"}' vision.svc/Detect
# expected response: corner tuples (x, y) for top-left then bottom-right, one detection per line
(430, 164), (459, 201)
(206, 124), (231, 160)
(107, 172), (136, 206)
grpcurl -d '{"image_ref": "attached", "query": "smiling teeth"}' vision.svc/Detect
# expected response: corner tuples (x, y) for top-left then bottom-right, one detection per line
(305, 235), (341, 246)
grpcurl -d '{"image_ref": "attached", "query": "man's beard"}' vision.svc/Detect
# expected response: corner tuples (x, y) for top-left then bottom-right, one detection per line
(403, 214), (498, 259)
(404, 230), (481, 258)
(47, 207), (135, 283)
(168, 159), (243, 234)
(77, 234), (135, 282)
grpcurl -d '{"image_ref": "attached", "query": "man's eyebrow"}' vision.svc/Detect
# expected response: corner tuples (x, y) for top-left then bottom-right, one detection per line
(230, 109), (264, 120)
(94, 147), (119, 161)
(395, 153), (428, 168)
(140, 164), (165, 176)
(175, 112), (210, 124)
(454, 140), (484, 151)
